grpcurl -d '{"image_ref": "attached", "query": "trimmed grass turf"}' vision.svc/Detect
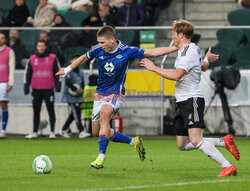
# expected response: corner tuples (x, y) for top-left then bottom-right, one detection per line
(0, 136), (249, 191)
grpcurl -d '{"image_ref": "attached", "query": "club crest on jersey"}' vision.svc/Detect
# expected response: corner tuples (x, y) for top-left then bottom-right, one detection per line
(104, 62), (115, 73)
(116, 55), (122, 59)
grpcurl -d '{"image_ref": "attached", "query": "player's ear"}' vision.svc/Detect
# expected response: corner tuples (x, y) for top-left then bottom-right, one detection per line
(111, 36), (115, 42)
(179, 32), (184, 39)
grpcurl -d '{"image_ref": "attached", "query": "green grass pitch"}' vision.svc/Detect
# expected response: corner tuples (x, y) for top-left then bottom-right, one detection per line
(0, 136), (249, 191)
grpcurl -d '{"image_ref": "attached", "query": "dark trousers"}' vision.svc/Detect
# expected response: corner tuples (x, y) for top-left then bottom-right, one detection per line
(32, 89), (55, 133)
(62, 103), (84, 132)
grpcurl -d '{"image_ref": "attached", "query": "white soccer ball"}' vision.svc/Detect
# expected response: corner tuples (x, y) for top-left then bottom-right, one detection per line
(68, 83), (80, 96)
(32, 155), (53, 174)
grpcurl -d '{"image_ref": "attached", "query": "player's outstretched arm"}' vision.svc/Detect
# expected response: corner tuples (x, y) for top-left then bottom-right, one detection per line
(143, 46), (178, 57)
(55, 54), (88, 78)
(201, 47), (219, 72)
(140, 58), (185, 81)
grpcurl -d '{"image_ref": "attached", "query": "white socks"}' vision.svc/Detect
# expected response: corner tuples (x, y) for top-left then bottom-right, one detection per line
(197, 139), (231, 168)
(181, 138), (225, 151)
(98, 154), (105, 160)
(129, 138), (135, 147)
(181, 142), (196, 150)
(204, 138), (225, 147)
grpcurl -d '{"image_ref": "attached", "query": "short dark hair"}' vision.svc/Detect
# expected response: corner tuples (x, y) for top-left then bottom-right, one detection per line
(71, 54), (81, 60)
(97, 25), (115, 39)
(36, 40), (47, 46)
(0, 31), (6, 38)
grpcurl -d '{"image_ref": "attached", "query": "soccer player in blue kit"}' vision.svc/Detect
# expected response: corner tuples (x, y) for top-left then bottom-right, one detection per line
(56, 25), (178, 169)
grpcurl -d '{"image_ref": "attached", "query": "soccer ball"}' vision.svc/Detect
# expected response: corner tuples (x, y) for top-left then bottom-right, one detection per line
(68, 83), (80, 96)
(32, 155), (53, 174)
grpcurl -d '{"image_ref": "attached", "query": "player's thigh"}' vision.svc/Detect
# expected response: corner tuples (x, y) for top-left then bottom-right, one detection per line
(0, 83), (8, 105)
(92, 94), (123, 122)
(100, 103), (115, 124)
(92, 121), (100, 137)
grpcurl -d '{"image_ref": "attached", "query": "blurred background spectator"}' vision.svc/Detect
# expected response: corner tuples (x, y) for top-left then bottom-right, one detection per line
(110, 0), (124, 8)
(2, 0), (29, 27)
(118, 0), (146, 26)
(24, 40), (61, 139)
(82, 0), (118, 27)
(0, 32), (15, 138)
(38, 30), (64, 65)
(81, 74), (98, 135)
(24, 0), (57, 27)
(71, 0), (94, 13)
(61, 55), (91, 139)
(50, 14), (74, 49)
(7, 29), (29, 69)
(141, 0), (161, 25)
(48, 0), (71, 14)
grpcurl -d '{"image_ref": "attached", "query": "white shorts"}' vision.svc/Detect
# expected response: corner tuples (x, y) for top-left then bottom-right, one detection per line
(92, 93), (124, 122)
(0, 83), (8, 101)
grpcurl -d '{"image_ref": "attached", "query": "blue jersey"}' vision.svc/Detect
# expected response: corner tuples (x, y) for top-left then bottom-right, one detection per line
(86, 41), (144, 96)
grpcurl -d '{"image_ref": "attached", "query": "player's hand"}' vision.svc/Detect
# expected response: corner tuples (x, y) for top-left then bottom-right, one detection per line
(206, 47), (219, 63)
(6, 85), (12, 92)
(139, 58), (156, 71)
(55, 68), (66, 78)
(76, 88), (83, 95)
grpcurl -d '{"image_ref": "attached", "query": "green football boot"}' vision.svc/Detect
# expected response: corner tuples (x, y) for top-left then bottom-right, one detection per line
(90, 157), (104, 169)
(133, 136), (146, 161)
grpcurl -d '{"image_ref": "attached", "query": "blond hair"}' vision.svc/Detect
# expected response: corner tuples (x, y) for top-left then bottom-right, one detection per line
(97, 25), (115, 39)
(172, 20), (194, 39)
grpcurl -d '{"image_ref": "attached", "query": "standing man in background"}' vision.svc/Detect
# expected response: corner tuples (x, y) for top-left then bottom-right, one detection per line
(61, 55), (91, 139)
(24, 40), (61, 139)
(0, 32), (16, 138)
(81, 74), (98, 135)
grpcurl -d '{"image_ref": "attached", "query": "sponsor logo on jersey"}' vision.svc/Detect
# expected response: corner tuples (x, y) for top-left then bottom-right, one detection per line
(104, 62), (115, 73)
(99, 56), (104, 60)
(116, 55), (122, 59)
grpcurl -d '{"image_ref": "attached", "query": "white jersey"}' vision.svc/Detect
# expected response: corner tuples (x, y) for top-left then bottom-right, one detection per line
(174, 43), (204, 102)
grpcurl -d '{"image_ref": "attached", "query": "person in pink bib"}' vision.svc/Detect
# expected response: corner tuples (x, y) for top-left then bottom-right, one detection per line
(0, 32), (16, 138)
(24, 40), (61, 139)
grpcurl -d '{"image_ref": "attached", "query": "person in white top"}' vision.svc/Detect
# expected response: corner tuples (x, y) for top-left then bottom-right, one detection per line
(140, 20), (240, 177)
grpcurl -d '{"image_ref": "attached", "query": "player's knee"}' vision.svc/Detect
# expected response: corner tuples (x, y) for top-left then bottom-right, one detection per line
(190, 139), (200, 147)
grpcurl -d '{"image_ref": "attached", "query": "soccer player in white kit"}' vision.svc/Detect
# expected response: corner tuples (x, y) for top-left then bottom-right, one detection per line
(140, 20), (240, 177)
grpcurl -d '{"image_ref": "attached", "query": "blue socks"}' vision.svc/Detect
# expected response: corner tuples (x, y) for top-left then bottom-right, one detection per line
(110, 131), (132, 144)
(98, 131), (132, 156)
(98, 136), (109, 154)
(2, 109), (8, 131)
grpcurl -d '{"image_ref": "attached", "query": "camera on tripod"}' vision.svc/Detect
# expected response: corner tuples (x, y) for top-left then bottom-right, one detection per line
(210, 65), (241, 90)
(208, 65), (241, 135)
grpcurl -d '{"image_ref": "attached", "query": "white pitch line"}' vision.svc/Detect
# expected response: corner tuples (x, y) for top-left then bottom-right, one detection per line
(80, 179), (250, 191)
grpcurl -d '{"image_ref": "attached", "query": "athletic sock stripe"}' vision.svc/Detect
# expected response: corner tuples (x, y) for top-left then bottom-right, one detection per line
(193, 97), (199, 122)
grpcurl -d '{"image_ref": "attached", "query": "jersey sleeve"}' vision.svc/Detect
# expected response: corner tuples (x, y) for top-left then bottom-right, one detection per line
(129, 46), (145, 59)
(86, 44), (99, 60)
(176, 53), (195, 72)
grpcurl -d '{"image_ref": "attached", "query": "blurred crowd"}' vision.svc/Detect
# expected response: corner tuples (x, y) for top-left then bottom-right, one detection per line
(0, 0), (165, 69)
